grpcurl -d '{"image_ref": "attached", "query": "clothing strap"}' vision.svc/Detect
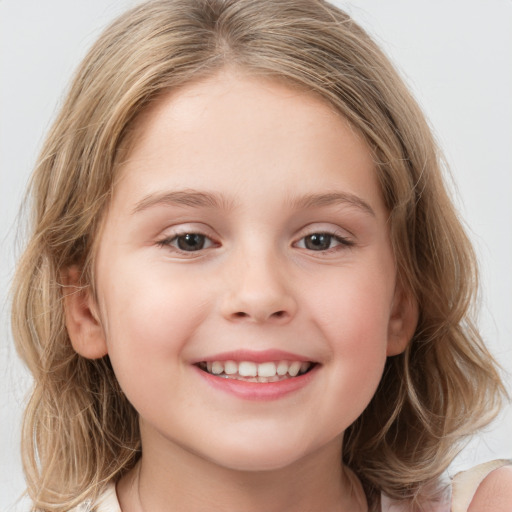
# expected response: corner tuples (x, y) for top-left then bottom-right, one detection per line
(451, 459), (511, 512)
(94, 483), (121, 512)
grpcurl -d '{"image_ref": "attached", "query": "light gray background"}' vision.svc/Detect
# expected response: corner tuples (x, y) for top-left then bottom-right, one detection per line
(1, 1), (511, 509)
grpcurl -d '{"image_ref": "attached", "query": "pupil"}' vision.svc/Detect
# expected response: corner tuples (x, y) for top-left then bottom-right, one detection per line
(305, 233), (331, 250)
(177, 233), (205, 251)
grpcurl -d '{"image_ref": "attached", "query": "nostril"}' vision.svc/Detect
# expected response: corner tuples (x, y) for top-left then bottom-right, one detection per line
(231, 310), (287, 321)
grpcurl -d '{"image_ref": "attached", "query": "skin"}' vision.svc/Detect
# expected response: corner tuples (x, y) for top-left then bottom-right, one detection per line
(468, 466), (512, 512)
(64, 69), (419, 512)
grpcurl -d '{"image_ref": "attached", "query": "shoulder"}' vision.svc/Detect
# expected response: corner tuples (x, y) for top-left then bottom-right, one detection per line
(451, 459), (512, 512)
(468, 465), (512, 512)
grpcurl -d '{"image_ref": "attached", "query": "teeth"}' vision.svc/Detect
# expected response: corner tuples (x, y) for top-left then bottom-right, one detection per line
(276, 361), (288, 376)
(199, 360), (313, 381)
(211, 361), (223, 375)
(224, 360), (237, 375)
(257, 362), (277, 377)
(288, 361), (301, 377)
(238, 361), (257, 377)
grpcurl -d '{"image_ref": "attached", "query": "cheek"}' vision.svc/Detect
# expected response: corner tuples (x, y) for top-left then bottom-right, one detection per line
(307, 264), (393, 349)
(304, 265), (393, 420)
(96, 260), (210, 383)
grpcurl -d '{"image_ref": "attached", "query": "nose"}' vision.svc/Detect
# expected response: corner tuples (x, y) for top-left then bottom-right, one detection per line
(220, 250), (297, 325)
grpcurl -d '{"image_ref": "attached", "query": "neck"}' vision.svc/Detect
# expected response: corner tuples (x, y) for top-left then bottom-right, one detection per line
(117, 428), (367, 512)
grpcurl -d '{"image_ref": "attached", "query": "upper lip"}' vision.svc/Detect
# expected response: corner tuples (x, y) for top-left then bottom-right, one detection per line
(191, 349), (316, 364)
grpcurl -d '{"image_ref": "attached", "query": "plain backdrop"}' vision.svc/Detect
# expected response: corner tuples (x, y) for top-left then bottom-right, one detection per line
(1, 1), (511, 509)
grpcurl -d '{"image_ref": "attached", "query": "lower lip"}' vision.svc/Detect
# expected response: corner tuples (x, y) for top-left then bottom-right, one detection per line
(193, 365), (319, 401)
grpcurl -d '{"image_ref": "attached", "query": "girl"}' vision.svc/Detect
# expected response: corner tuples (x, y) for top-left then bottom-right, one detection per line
(10, 0), (511, 511)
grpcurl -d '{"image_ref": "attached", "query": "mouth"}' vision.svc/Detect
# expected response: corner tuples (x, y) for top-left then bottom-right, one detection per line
(196, 360), (316, 383)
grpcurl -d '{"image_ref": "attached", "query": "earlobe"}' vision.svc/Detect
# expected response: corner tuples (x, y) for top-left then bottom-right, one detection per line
(386, 284), (419, 356)
(61, 265), (108, 359)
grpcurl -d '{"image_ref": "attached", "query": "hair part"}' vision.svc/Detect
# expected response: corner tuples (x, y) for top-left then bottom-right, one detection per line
(11, 1), (506, 510)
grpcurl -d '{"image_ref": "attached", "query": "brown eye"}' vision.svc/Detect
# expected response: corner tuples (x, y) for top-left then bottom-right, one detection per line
(295, 231), (353, 252)
(176, 233), (207, 251)
(157, 230), (217, 254)
(304, 233), (334, 251)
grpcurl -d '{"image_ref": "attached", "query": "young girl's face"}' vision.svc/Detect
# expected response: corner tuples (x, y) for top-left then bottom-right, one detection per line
(76, 69), (415, 472)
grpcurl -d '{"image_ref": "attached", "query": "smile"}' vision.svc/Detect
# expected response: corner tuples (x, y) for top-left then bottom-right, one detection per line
(197, 360), (314, 382)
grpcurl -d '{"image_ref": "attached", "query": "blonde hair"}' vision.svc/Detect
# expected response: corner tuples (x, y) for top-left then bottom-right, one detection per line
(11, 1), (505, 510)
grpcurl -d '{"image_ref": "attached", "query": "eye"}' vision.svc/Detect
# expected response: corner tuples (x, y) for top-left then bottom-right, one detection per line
(158, 232), (215, 252)
(295, 232), (352, 251)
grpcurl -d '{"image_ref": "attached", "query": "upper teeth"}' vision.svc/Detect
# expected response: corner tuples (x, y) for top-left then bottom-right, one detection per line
(202, 360), (311, 379)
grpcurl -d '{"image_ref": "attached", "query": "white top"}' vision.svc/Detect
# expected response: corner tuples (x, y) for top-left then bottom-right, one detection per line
(72, 459), (511, 512)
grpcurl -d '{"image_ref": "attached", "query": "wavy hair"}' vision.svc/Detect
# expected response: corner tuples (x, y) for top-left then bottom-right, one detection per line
(11, 1), (505, 510)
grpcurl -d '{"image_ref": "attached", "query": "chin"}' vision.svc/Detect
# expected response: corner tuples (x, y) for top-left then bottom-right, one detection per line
(209, 449), (306, 473)
(197, 433), (318, 473)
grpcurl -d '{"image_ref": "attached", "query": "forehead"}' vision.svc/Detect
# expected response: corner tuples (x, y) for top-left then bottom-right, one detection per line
(112, 69), (384, 216)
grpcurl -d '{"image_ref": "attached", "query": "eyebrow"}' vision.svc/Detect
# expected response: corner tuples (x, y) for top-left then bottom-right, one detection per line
(288, 192), (375, 217)
(132, 189), (375, 217)
(132, 189), (234, 214)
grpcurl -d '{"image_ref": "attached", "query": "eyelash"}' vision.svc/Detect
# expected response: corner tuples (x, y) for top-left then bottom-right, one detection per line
(294, 232), (354, 253)
(156, 231), (217, 254)
(156, 230), (354, 255)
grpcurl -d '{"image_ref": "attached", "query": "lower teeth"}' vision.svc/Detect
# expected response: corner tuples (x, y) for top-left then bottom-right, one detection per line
(215, 374), (287, 382)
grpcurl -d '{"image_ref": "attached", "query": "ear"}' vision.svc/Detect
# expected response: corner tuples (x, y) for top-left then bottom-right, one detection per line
(61, 265), (108, 359)
(386, 282), (419, 356)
